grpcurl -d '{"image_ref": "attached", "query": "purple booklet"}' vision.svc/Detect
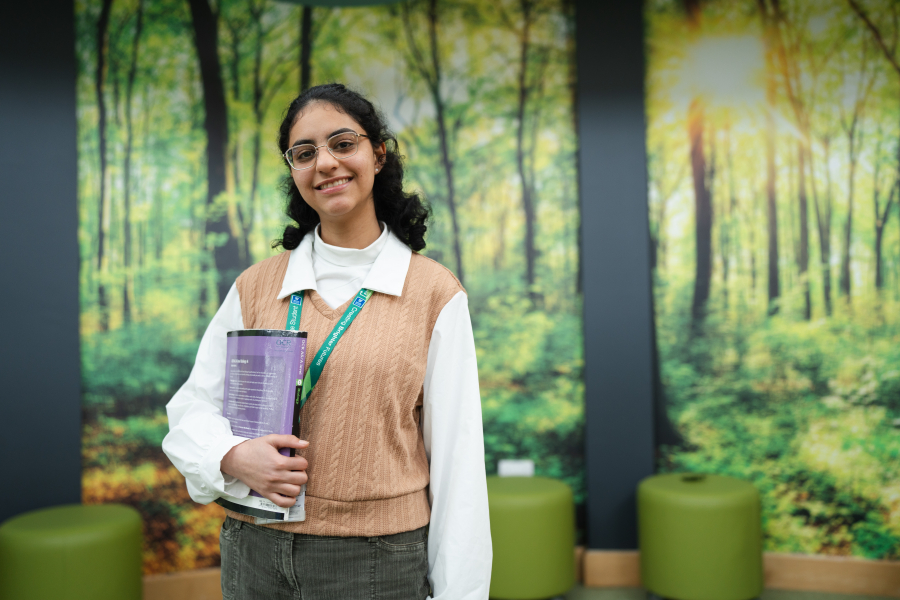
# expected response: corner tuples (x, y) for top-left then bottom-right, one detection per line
(214, 329), (308, 522)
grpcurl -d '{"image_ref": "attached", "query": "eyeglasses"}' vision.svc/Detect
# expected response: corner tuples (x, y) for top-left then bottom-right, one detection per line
(283, 131), (370, 170)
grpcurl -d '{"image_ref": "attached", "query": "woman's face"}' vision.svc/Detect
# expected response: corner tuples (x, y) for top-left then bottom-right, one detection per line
(287, 102), (385, 222)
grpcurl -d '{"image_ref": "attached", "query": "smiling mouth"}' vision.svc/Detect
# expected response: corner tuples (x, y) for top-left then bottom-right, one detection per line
(315, 177), (352, 191)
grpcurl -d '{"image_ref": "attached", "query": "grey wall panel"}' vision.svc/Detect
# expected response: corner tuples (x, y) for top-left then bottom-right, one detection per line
(576, 0), (656, 549)
(0, 0), (81, 521)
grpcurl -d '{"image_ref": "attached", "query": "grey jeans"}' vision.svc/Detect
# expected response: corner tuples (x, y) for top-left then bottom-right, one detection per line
(219, 516), (431, 600)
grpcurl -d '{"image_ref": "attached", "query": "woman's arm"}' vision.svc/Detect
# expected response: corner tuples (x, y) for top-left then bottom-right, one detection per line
(422, 291), (492, 600)
(163, 283), (311, 508)
(162, 283), (252, 504)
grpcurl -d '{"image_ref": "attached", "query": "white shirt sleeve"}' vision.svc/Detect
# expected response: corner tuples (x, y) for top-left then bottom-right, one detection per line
(162, 283), (252, 504)
(423, 291), (492, 600)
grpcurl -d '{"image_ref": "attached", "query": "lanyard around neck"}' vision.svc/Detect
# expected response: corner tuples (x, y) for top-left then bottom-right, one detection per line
(285, 288), (373, 413)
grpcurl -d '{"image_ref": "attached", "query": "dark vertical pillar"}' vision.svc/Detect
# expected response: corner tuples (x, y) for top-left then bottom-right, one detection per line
(0, 0), (81, 521)
(576, 0), (655, 548)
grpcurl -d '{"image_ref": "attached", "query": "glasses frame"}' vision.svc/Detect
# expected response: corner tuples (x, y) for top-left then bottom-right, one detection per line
(283, 131), (370, 171)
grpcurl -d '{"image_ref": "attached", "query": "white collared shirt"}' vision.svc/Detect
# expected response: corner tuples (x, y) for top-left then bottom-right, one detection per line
(162, 227), (492, 600)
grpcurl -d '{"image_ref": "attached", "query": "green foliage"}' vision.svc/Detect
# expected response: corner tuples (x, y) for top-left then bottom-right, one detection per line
(656, 306), (900, 559)
(84, 414), (171, 468)
(853, 514), (900, 560)
(472, 275), (585, 502)
(82, 322), (200, 416)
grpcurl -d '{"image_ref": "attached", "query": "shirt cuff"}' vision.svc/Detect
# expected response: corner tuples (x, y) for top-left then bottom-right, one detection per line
(199, 434), (251, 499)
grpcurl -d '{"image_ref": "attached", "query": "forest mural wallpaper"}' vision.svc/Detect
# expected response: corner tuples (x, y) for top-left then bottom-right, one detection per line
(76, 0), (581, 573)
(75, 0), (900, 576)
(647, 0), (900, 560)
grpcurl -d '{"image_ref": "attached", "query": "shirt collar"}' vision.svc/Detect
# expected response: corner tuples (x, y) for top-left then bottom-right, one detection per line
(276, 226), (412, 300)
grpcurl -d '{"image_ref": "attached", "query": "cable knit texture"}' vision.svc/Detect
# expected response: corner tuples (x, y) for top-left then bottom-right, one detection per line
(231, 249), (464, 536)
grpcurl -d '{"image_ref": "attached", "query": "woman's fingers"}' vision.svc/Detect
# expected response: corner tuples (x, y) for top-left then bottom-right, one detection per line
(220, 436), (310, 501)
(266, 492), (298, 508)
(274, 483), (303, 498)
(282, 456), (308, 472)
(279, 470), (308, 486)
(265, 434), (309, 451)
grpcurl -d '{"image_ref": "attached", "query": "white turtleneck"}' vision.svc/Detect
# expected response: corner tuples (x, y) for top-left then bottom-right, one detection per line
(312, 223), (389, 309)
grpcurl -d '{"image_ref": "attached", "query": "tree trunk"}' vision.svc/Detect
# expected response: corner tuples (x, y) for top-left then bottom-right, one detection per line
(225, 15), (241, 193)
(840, 132), (857, 301)
(95, 0), (114, 331)
(848, 0), (900, 292)
(764, 64), (780, 314)
(681, 0), (711, 330)
(122, 0), (145, 324)
(809, 141), (831, 316)
(187, 0), (241, 309)
(797, 142), (810, 319)
(562, 0), (580, 294)
(765, 135), (780, 314)
(749, 190), (758, 300)
(240, 5), (265, 269)
(721, 128), (736, 311)
(821, 139), (834, 314)
(515, 0), (537, 296)
(875, 180), (896, 290)
(300, 5), (312, 92)
(758, 0), (780, 315)
(427, 0), (463, 284)
(688, 98), (712, 331)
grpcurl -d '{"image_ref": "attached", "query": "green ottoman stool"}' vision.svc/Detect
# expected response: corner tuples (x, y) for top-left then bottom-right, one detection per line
(0, 504), (143, 600)
(638, 473), (762, 600)
(487, 476), (575, 600)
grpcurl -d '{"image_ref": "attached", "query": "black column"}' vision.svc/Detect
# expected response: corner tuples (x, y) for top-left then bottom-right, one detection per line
(0, 0), (81, 521)
(576, 0), (655, 549)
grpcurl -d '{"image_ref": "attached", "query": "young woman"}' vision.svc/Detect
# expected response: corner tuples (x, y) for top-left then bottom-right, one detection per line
(163, 83), (491, 599)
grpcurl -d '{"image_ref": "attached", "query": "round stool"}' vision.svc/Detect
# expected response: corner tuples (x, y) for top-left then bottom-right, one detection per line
(638, 473), (762, 600)
(0, 504), (143, 600)
(487, 476), (575, 600)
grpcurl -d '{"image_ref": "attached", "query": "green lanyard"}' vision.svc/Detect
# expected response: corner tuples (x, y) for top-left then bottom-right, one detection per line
(285, 288), (373, 415)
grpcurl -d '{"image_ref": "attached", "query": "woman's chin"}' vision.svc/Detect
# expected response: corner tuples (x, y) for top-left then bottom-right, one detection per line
(313, 189), (376, 220)
(317, 197), (362, 220)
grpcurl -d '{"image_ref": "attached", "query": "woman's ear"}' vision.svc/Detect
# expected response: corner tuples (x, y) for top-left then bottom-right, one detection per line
(375, 142), (387, 168)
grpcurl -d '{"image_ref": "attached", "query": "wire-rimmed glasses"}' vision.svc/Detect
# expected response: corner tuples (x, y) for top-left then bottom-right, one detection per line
(283, 131), (370, 170)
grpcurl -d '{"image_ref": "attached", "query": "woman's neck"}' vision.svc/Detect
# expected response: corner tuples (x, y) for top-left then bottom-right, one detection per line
(318, 205), (382, 249)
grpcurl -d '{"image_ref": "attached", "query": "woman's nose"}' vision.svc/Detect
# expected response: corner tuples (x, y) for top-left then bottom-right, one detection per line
(316, 148), (339, 171)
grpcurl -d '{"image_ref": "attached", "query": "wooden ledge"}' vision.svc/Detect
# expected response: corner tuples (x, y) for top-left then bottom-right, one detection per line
(144, 549), (900, 599)
(144, 567), (221, 600)
(582, 550), (900, 598)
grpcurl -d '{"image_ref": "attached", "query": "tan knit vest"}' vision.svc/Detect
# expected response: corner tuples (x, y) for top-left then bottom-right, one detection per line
(227, 249), (464, 537)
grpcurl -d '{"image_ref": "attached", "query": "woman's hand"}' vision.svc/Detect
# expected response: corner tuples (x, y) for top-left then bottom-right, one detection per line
(220, 435), (309, 508)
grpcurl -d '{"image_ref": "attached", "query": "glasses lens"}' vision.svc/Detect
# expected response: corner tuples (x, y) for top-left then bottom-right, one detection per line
(291, 145), (317, 167)
(328, 133), (359, 158)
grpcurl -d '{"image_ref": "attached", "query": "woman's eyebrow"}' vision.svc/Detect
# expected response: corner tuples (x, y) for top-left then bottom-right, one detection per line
(291, 128), (356, 147)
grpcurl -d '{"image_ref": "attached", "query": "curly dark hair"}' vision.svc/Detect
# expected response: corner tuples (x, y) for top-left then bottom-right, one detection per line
(274, 83), (430, 251)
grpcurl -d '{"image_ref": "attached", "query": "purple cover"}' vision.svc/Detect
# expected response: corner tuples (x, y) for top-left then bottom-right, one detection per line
(223, 329), (308, 497)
